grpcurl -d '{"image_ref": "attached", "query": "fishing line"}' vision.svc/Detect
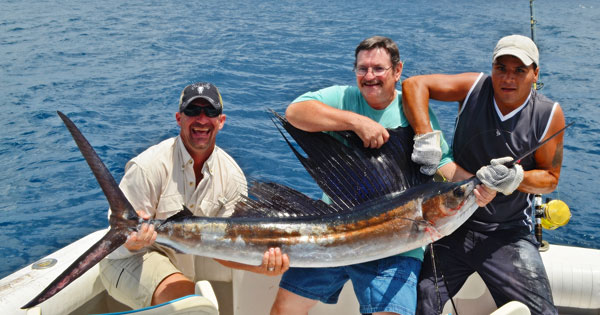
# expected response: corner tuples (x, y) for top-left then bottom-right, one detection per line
(430, 243), (459, 315)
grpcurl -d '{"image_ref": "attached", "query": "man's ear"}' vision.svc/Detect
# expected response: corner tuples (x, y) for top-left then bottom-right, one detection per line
(218, 114), (226, 130)
(394, 61), (403, 82)
(175, 112), (182, 126)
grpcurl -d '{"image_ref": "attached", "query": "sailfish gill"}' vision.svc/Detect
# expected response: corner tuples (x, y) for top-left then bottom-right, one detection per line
(23, 111), (479, 308)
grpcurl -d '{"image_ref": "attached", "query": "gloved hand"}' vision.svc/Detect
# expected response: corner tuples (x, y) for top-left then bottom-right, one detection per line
(411, 131), (442, 176)
(476, 157), (524, 195)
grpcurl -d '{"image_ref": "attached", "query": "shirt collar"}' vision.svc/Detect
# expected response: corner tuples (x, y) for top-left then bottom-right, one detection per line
(493, 91), (532, 122)
(176, 136), (216, 177)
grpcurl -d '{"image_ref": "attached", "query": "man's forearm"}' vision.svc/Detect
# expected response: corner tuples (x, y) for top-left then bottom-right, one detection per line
(286, 100), (362, 132)
(518, 169), (560, 194)
(402, 78), (433, 134)
(439, 162), (474, 182)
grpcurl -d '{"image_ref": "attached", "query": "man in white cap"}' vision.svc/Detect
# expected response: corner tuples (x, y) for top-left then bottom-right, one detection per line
(99, 82), (289, 310)
(402, 35), (564, 314)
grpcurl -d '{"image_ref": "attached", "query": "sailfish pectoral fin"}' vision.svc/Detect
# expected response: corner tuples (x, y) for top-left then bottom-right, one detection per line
(22, 228), (128, 309)
(401, 217), (442, 245)
(410, 219), (442, 243)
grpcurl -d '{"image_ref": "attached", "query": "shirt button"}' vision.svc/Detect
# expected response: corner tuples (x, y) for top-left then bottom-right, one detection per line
(189, 204), (194, 208)
(189, 182), (194, 186)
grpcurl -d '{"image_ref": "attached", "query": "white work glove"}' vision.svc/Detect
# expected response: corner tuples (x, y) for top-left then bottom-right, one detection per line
(411, 131), (442, 176)
(476, 157), (524, 195)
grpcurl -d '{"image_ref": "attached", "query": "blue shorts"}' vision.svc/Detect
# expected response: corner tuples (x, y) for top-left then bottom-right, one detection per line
(280, 255), (421, 315)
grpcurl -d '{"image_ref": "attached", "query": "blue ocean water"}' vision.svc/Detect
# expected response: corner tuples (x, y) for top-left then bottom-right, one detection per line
(1, 0), (599, 279)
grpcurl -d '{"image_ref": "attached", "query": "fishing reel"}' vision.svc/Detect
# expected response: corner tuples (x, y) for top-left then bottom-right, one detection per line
(534, 194), (571, 252)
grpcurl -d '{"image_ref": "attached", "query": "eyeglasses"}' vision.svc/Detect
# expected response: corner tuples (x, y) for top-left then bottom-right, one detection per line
(182, 105), (222, 118)
(354, 65), (393, 76)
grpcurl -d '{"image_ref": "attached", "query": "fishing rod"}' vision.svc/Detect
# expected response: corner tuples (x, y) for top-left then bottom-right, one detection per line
(530, 0), (537, 43)
(507, 121), (574, 167)
(530, 0), (544, 90)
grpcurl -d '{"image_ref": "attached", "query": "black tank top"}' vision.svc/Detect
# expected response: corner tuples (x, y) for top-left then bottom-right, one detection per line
(453, 73), (557, 232)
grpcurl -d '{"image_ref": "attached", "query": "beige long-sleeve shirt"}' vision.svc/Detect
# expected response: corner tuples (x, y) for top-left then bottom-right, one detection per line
(107, 136), (247, 279)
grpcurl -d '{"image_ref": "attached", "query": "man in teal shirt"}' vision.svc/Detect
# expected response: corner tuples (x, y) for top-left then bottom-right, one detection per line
(270, 36), (493, 315)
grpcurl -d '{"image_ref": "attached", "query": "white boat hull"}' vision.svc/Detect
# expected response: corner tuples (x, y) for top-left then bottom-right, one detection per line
(1, 229), (598, 315)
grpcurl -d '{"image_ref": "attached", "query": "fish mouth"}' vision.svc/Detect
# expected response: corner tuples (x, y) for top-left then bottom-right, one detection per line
(456, 179), (476, 196)
(448, 179), (477, 212)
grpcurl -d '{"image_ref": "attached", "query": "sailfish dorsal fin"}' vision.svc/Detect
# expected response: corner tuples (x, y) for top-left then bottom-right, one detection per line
(232, 111), (433, 218)
(270, 110), (432, 210)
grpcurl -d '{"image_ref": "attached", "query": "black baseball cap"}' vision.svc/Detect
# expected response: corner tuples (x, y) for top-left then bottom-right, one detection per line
(178, 82), (223, 112)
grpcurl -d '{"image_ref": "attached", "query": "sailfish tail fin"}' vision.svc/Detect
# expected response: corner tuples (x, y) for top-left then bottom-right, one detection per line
(22, 111), (139, 309)
(56, 111), (139, 227)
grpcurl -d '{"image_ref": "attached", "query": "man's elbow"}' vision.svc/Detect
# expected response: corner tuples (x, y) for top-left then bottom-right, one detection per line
(285, 102), (302, 124)
(401, 77), (419, 94)
(529, 172), (561, 194)
(545, 173), (560, 193)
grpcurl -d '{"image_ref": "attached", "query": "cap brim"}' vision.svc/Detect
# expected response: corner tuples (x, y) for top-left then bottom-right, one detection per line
(180, 96), (221, 111)
(493, 48), (535, 66)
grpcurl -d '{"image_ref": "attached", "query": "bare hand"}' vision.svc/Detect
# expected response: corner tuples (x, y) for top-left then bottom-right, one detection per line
(473, 184), (496, 207)
(259, 247), (290, 276)
(354, 118), (389, 149)
(124, 210), (157, 251)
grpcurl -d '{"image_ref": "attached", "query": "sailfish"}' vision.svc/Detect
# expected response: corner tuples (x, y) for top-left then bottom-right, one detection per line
(23, 111), (479, 308)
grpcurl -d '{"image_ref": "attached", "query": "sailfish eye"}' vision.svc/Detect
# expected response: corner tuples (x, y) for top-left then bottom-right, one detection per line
(453, 186), (465, 198)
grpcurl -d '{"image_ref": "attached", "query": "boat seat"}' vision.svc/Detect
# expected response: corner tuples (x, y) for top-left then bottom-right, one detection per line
(92, 295), (217, 315)
(441, 273), (531, 315)
(491, 301), (530, 315)
(93, 280), (218, 315)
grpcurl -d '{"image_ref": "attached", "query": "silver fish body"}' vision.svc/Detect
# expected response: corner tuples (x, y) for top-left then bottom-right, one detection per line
(151, 179), (478, 267)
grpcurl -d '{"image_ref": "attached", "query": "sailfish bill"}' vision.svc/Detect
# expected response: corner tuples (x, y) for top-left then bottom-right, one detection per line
(23, 111), (479, 309)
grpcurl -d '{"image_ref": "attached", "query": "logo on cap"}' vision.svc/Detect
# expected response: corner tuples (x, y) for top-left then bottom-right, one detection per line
(179, 82), (223, 112)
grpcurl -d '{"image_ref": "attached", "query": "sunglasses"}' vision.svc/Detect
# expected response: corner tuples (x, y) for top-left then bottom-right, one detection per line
(182, 105), (221, 118)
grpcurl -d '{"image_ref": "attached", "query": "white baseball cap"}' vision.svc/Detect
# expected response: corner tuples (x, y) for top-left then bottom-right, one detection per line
(492, 35), (539, 66)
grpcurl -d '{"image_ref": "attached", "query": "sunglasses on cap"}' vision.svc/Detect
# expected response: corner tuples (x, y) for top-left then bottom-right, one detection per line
(181, 105), (222, 118)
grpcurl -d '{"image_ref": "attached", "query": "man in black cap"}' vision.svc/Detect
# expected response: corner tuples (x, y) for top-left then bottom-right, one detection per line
(99, 82), (290, 310)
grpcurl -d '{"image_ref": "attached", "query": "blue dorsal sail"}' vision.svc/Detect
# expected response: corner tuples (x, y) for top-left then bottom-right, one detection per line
(234, 110), (433, 218)
(270, 111), (432, 210)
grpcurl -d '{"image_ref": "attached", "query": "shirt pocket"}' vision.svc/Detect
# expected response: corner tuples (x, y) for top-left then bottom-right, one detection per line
(156, 194), (185, 220)
(199, 198), (226, 217)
